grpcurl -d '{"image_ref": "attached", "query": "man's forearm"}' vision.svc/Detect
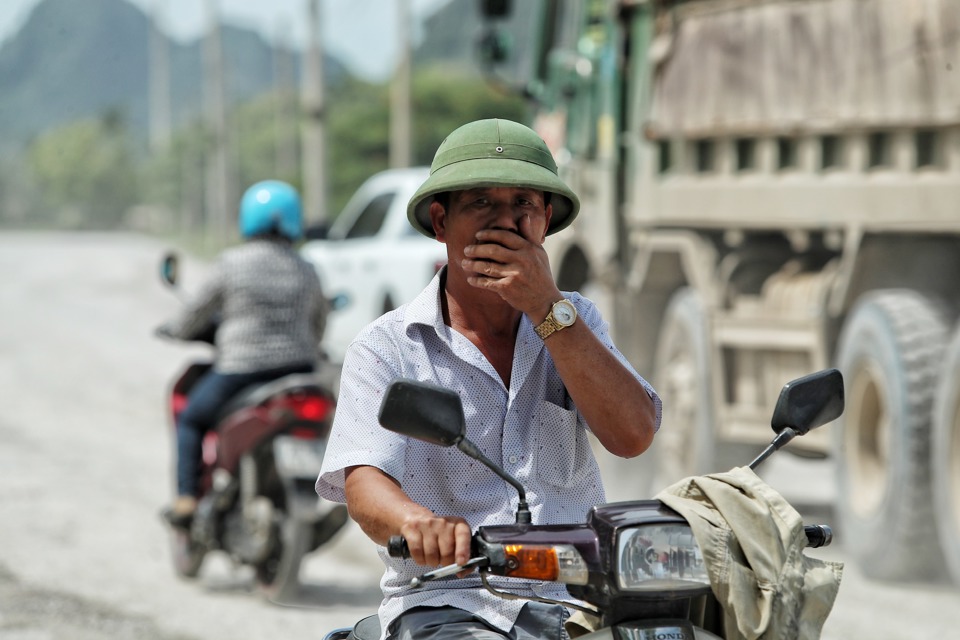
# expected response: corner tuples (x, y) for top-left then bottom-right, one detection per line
(344, 465), (473, 567)
(543, 322), (657, 458)
(344, 465), (429, 546)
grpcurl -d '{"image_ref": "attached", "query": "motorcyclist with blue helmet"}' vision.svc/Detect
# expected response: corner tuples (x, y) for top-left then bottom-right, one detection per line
(158, 180), (329, 526)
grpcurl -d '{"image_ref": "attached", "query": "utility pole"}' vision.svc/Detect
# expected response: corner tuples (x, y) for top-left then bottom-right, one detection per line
(149, 0), (177, 234)
(148, 0), (171, 154)
(273, 19), (298, 182)
(204, 0), (231, 246)
(390, 0), (413, 169)
(301, 0), (328, 225)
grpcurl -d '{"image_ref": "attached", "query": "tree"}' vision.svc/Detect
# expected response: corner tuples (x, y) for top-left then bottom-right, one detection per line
(138, 66), (530, 235)
(326, 77), (392, 215)
(26, 109), (140, 229)
(410, 66), (529, 166)
(325, 68), (528, 216)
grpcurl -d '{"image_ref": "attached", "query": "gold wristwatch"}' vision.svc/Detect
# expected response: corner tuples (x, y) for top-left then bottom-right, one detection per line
(535, 299), (578, 340)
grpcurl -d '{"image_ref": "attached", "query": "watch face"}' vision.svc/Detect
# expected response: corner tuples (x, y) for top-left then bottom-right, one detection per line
(554, 300), (576, 326)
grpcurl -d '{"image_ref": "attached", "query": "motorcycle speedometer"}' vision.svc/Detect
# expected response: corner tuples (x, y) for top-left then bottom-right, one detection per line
(616, 523), (710, 592)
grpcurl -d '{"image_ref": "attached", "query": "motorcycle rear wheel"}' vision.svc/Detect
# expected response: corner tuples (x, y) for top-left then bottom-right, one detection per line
(170, 528), (205, 578)
(255, 518), (312, 601)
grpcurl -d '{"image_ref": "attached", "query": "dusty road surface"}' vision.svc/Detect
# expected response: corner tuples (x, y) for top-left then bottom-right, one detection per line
(0, 231), (957, 639)
(0, 232), (382, 640)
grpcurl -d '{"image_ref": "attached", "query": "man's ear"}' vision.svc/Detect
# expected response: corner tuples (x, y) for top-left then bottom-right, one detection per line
(429, 200), (447, 241)
(541, 203), (553, 243)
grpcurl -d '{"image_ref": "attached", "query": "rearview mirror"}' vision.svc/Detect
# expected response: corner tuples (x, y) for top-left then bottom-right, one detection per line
(477, 28), (512, 66)
(378, 379), (466, 447)
(771, 368), (845, 436)
(329, 293), (350, 312)
(377, 378), (532, 524)
(479, 0), (511, 17)
(160, 252), (179, 288)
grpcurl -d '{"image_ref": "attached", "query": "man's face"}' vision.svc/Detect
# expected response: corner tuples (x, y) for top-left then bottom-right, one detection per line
(429, 187), (552, 252)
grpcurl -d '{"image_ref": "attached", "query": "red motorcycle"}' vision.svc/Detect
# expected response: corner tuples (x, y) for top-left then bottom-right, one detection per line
(158, 252), (347, 600)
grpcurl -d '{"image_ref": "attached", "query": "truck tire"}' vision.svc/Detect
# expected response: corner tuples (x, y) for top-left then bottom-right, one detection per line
(834, 289), (949, 581)
(932, 325), (960, 585)
(649, 288), (717, 491)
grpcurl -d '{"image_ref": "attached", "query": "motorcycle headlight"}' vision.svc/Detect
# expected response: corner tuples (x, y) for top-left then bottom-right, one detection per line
(616, 524), (710, 592)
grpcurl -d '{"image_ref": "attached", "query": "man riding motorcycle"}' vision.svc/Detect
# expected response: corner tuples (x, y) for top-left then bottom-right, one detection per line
(316, 118), (662, 639)
(158, 180), (329, 527)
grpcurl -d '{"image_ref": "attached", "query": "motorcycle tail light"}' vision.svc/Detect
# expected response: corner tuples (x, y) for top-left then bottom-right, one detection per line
(501, 544), (588, 585)
(271, 393), (333, 422)
(616, 524), (710, 592)
(293, 395), (332, 420)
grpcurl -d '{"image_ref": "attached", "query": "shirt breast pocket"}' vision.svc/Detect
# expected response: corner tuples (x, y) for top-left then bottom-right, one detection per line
(535, 401), (593, 489)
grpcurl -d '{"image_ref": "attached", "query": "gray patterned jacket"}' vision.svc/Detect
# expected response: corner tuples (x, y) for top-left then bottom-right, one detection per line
(165, 238), (328, 373)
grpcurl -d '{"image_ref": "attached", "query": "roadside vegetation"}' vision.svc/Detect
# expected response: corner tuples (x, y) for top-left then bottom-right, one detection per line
(0, 67), (527, 249)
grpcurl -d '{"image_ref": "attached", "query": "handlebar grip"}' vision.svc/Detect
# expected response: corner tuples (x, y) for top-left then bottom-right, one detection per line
(388, 535), (410, 559)
(804, 524), (833, 548)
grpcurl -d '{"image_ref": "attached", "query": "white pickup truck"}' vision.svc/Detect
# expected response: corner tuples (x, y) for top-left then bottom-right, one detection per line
(301, 167), (447, 364)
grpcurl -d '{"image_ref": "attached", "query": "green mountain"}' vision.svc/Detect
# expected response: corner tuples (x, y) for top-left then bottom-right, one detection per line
(0, 0), (347, 150)
(0, 0), (531, 154)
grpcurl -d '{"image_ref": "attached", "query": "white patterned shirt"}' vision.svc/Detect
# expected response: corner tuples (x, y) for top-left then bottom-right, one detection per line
(316, 269), (661, 638)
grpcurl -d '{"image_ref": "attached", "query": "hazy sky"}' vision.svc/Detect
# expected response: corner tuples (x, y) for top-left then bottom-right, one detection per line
(0, 0), (449, 80)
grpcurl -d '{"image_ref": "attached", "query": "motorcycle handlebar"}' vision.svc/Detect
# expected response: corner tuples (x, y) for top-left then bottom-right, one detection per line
(390, 523), (832, 562)
(388, 535), (410, 559)
(803, 524), (833, 548)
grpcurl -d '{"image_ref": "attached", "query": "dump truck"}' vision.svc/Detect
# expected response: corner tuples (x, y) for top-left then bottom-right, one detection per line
(478, 0), (960, 584)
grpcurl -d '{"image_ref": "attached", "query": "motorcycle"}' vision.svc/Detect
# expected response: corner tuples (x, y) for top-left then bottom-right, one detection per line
(325, 368), (844, 639)
(156, 252), (348, 600)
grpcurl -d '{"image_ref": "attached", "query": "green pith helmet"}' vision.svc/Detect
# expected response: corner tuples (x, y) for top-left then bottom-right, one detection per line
(407, 118), (580, 238)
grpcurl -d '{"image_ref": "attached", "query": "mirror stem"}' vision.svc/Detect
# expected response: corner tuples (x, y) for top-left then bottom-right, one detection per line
(748, 427), (797, 470)
(457, 439), (531, 524)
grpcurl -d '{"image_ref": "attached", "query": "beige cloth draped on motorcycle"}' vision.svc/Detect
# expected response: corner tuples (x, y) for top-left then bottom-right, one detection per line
(656, 467), (843, 640)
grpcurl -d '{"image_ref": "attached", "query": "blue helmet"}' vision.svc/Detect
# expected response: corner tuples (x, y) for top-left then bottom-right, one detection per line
(238, 180), (303, 240)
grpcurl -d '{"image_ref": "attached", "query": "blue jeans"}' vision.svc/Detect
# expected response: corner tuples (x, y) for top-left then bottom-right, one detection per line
(388, 603), (570, 640)
(175, 362), (314, 497)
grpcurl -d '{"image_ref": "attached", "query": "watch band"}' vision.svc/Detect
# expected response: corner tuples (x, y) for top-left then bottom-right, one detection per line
(535, 314), (563, 340)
